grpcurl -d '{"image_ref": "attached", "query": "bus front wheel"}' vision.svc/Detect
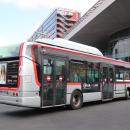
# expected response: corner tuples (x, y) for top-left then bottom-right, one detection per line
(70, 90), (83, 110)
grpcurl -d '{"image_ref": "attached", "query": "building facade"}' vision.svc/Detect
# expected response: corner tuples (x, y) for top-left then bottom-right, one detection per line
(62, 0), (130, 62)
(28, 8), (80, 42)
(104, 28), (130, 61)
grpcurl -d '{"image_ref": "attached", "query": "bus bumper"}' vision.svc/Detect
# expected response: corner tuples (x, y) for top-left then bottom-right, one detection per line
(0, 95), (41, 108)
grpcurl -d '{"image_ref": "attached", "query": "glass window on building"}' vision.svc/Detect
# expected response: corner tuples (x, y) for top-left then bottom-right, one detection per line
(115, 49), (118, 54)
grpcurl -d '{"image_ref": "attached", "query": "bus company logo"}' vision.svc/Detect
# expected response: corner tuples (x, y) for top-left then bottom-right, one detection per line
(0, 63), (7, 84)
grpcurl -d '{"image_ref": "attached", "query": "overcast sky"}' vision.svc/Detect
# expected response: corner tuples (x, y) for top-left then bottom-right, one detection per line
(0, 0), (98, 45)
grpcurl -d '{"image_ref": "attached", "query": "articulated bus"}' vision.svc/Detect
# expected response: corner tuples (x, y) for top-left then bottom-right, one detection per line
(0, 38), (130, 109)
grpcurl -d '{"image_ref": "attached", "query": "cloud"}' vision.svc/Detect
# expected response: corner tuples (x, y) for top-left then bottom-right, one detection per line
(0, 0), (99, 14)
(0, 0), (99, 44)
(0, 35), (10, 46)
(0, 35), (16, 46)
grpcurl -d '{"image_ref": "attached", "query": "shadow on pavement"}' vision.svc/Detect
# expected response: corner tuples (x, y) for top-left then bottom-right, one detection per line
(1, 98), (128, 118)
(2, 106), (67, 118)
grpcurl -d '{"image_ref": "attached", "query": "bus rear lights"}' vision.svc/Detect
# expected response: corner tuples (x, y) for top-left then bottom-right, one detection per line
(13, 92), (18, 97)
(36, 92), (39, 96)
(16, 93), (18, 97)
(13, 92), (15, 96)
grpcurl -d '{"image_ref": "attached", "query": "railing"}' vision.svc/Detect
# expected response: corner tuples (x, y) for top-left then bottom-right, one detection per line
(57, 32), (63, 37)
(57, 27), (66, 33)
(62, 0), (106, 38)
(57, 16), (75, 27)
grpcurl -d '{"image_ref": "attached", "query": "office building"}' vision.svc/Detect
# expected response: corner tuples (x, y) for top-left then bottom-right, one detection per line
(28, 8), (80, 41)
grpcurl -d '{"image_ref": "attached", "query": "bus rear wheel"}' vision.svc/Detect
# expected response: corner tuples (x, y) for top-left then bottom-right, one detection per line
(125, 89), (129, 100)
(70, 90), (83, 110)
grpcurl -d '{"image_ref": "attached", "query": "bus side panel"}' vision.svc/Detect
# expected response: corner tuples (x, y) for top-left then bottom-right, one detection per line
(66, 83), (81, 104)
(21, 57), (40, 91)
(66, 83), (102, 104)
(83, 92), (102, 102)
(114, 82), (126, 98)
(19, 57), (40, 107)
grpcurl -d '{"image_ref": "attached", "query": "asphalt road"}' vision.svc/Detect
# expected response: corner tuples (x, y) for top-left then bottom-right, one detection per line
(0, 99), (130, 130)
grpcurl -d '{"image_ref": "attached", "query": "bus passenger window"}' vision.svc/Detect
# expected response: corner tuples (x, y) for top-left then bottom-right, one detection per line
(55, 60), (65, 81)
(115, 69), (124, 81)
(87, 63), (100, 84)
(43, 59), (53, 76)
(109, 68), (114, 82)
(124, 72), (130, 80)
(70, 62), (86, 83)
(103, 67), (107, 79)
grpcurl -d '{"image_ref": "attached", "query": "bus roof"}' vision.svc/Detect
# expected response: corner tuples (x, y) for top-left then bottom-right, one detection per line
(25, 39), (130, 68)
(36, 38), (103, 56)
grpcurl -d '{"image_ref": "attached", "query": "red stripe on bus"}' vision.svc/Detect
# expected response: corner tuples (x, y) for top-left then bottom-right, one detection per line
(32, 44), (41, 87)
(44, 45), (130, 65)
(67, 82), (81, 86)
(0, 87), (17, 91)
(115, 82), (130, 84)
(67, 82), (130, 86)
(17, 43), (24, 90)
(33, 62), (41, 87)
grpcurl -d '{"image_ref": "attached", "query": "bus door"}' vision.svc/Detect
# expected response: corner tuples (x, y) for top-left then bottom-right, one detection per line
(102, 65), (114, 100)
(54, 59), (67, 105)
(41, 55), (67, 106)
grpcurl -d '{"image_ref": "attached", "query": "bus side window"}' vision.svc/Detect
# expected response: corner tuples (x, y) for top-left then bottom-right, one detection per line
(55, 60), (65, 81)
(109, 68), (114, 82)
(115, 69), (124, 81)
(25, 45), (32, 57)
(103, 67), (107, 79)
(43, 59), (53, 81)
(87, 63), (100, 84)
(124, 72), (130, 80)
(70, 61), (86, 83)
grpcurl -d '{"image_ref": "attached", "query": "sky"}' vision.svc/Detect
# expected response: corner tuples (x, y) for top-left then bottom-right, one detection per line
(0, 0), (98, 46)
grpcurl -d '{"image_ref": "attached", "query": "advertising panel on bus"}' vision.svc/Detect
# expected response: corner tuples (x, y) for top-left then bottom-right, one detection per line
(0, 63), (7, 84)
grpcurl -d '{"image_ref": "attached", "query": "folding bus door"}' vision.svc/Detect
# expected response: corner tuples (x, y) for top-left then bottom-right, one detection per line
(102, 65), (114, 100)
(41, 55), (67, 107)
(42, 56), (54, 106)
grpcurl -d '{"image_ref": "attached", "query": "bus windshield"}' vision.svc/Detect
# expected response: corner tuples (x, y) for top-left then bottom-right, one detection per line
(0, 44), (20, 58)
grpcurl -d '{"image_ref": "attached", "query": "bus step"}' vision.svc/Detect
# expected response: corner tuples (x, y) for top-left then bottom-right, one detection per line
(102, 98), (113, 102)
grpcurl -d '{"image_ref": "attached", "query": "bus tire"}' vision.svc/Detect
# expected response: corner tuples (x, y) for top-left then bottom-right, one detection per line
(70, 90), (83, 110)
(125, 89), (129, 100)
(127, 87), (130, 97)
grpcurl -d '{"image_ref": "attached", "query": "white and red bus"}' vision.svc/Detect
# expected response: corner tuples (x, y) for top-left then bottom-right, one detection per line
(0, 38), (130, 109)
